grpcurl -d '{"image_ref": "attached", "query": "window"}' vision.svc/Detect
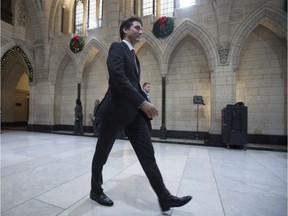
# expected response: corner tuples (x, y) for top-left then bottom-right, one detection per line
(87, 0), (103, 29)
(74, 0), (103, 35)
(75, 0), (84, 35)
(140, 0), (174, 17)
(142, 0), (156, 16)
(137, 0), (197, 18)
(179, 0), (196, 8)
(160, 0), (174, 16)
(87, 0), (96, 29)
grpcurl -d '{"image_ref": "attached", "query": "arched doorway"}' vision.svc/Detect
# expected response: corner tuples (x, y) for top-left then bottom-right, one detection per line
(1, 47), (32, 130)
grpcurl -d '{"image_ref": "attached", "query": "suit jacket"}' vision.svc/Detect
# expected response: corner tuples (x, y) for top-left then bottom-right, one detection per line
(96, 41), (148, 124)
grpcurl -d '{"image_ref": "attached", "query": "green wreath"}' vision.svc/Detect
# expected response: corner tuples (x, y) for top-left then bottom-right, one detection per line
(70, 35), (85, 53)
(152, 16), (174, 38)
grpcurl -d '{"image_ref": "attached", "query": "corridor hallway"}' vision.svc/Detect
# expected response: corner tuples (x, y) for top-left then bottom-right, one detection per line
(1, 130), (287, 216)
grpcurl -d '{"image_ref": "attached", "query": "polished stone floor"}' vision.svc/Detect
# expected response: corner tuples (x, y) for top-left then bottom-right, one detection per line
(1, 130), (287, 216)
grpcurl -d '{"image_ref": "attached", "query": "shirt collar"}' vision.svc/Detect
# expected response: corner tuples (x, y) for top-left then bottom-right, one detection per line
(122, 40), (134, 51)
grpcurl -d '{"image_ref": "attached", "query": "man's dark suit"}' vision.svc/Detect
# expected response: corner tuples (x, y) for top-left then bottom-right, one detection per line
(91, 41), (168, 199)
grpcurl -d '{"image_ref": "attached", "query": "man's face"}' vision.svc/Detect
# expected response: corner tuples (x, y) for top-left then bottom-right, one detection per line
(144, 84), (151, 93)
(124, 21), (143, 46)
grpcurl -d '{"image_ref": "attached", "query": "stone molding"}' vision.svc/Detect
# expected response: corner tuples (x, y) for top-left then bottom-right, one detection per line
(229, 6), (287, 70)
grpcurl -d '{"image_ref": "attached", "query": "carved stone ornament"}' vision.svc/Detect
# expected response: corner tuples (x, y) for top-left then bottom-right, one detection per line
(218, 43), (230, 65)
(218, 48), (229, 64)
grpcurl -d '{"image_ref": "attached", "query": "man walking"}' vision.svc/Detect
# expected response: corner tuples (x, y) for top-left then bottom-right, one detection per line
(90, 16), (192, 212)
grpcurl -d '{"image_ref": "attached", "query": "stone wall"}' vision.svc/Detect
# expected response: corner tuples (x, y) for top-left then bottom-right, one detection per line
(1, 0), (287, 142)
(237, 25), (287, 135)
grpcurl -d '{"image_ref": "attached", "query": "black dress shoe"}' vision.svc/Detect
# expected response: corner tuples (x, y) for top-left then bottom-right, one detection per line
(159, 195), (192, 212)
(90, 192), (114, 206)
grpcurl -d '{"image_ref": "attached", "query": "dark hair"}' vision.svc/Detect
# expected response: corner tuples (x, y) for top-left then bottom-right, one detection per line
(119, 16), (143, 40)
(143, 82), (151, 88)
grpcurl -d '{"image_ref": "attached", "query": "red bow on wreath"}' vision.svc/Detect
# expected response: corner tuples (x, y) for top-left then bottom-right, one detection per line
(159, 16), (167, 30)
(73, 36), (79, 46)
(73, 36), (79, 41)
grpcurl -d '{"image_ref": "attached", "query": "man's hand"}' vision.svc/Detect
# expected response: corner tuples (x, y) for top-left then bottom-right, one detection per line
(139, 101), (158, 118)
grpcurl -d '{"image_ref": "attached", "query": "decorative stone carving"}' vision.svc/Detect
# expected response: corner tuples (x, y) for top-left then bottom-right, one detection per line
(218, 42), (230, 65)
(17, 0), (26, 26)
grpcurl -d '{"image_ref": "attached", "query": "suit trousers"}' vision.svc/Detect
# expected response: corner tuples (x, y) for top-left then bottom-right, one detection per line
(91, 111), (168, 198)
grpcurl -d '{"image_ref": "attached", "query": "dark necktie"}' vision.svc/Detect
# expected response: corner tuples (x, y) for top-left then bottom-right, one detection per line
(131, 49), (139, 74)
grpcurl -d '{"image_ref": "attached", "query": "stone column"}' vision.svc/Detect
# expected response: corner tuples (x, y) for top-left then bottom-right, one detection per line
(28, 81), (56, 126)
(160, 76), (167, 139)
(211, 0), (234, 135)
(209, 65), (236, 134)
(103, 0), (120, 42)
(77, 82), (81, 100)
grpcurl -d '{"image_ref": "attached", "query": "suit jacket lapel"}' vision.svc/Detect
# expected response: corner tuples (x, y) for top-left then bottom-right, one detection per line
(121, 42), (140, 80)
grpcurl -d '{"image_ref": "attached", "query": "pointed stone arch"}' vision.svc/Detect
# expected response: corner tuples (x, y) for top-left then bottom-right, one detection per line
(1, 46), (34, 82)
(230, 5), (287, 70)
(77, 37), (109, 77)
(49, 46), (79, 84)
(162, 19), (218, 75)
(135, 37), (162, 79)
(1, 42), (34, 65)
(141, 30), (163, 68)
